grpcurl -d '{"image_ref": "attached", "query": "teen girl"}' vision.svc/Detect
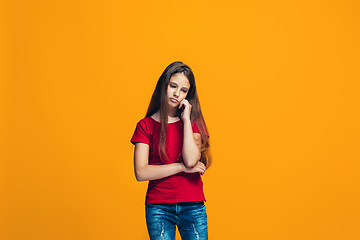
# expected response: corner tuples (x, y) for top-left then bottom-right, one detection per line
(130, 61), (211, 240)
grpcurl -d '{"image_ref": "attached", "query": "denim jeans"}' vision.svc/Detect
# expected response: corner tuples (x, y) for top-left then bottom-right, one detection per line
(145, 201), (208, 240)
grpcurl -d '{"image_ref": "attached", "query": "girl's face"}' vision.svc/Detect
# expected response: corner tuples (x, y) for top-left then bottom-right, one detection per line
(167, 73), (190, 107)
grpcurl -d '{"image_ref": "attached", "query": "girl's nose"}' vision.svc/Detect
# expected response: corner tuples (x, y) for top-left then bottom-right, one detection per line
(174, 89), (180, 97)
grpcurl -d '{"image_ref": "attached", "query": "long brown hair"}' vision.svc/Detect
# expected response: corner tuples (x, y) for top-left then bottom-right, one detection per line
(145, 61), (212, 168)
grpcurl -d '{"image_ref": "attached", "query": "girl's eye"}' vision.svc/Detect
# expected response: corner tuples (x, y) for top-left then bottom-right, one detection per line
(170, 84), (176, 88)
(182, 90), (187, 93)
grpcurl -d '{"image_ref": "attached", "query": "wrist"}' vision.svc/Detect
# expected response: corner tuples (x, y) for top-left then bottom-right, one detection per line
(178, 162), (186, 172)
(182, 119), (191, 125)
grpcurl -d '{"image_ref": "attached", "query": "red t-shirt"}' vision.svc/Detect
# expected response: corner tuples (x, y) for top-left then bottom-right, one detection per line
(130, 116), (207, 203)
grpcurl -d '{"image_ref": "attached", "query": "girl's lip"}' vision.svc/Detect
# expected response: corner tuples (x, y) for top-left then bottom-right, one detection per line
(170, 98), (178, 103)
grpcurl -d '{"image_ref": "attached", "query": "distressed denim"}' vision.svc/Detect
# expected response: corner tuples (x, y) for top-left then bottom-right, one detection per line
(145, 201), (208, 240)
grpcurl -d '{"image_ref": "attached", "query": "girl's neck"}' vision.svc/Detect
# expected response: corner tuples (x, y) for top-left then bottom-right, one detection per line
(152, 111), (180, 123)
(167, 107), (178, 118)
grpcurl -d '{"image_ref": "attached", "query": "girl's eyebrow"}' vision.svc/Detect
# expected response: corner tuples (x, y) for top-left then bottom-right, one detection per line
(169, 82), (189, 90)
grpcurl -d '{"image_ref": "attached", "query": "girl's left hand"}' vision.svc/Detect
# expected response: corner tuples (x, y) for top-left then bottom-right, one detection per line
(183, 161), (206, 175)
(179, 99), (191, 122)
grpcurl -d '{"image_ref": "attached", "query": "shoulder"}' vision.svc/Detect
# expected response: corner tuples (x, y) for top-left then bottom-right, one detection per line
(136, 116), (154, 126)
(192, 119), (209, 138)
(134, 116), (158, 135)
(131, 116), (156, 145)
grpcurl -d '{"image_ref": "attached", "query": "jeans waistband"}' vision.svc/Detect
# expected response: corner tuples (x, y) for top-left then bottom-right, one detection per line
(146, 201), (204, 206)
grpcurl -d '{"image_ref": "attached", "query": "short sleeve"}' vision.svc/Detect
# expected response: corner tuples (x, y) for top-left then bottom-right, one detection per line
(130, 120), (150, 145)
(192, 120), (209, 138)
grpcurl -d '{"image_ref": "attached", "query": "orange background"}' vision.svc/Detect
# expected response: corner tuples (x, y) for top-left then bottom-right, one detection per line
(1, 0), (360, 239)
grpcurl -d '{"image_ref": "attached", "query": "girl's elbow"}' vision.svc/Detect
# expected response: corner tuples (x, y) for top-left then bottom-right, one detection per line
(184, 158), (199, 168)
(183, 154), (201, 168)
(135, 174), (147, 182)
(136, 177), (145, 182)
(184, 162), (196, 168)
(135, 170), (147, 182)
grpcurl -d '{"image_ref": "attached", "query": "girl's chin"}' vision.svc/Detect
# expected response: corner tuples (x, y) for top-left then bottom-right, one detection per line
(168, 105), (178, 109)
(168, 100), (179, 106)
(167, 104), (179, 112)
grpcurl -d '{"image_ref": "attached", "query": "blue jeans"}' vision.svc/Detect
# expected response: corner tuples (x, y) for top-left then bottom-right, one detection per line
(145, 201), (208, 240)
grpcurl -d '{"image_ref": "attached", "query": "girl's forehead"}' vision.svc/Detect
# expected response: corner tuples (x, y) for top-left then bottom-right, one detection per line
(169, 73), (190, 87)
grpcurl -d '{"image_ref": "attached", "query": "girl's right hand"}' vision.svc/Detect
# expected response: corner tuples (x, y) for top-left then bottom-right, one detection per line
(183, 161), (206, 175)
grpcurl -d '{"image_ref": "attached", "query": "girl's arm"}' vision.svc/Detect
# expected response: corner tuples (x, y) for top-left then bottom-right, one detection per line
(182, 119), (202, 168)
(134, 142), (205, 182)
